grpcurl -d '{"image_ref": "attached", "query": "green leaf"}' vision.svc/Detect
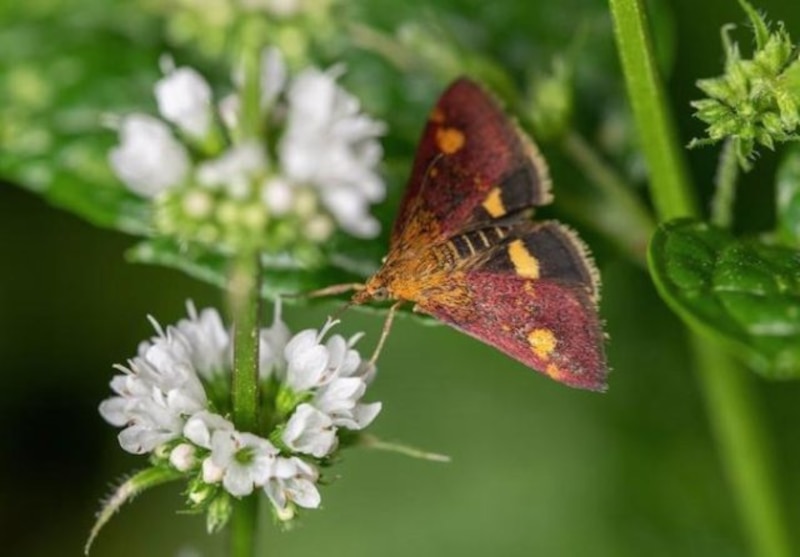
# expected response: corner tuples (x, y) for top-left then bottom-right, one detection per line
(776, 146), (800, 247)
(649, 218), (800, 378)
(127, 238), (369, 299)
(0, 13), (163, 234)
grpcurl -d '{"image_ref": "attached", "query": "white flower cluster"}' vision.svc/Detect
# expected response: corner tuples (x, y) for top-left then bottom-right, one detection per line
(99, 301), (380, 517)
(109, 49), (386, 248)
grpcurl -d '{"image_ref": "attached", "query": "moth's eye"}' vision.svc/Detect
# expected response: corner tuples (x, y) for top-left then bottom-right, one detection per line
(372, 287), (389, 302)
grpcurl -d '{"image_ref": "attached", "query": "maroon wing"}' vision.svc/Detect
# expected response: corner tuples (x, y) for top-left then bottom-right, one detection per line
(420, 272), (607, 391)
(391, 78), (552, 246)
(417, 221), (607, 391)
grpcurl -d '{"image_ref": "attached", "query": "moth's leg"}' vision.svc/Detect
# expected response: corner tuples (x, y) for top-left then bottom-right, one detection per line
(370, 300), (404, 365)
(290, 282), (365, 299)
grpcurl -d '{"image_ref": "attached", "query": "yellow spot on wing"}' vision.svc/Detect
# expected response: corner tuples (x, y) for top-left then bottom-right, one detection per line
(545, 363), (563, 380)
(508, 239), (540, 279)
(436, 127), (465, 155)
(482, 187), (505, 217)
(528, 328), (557, 359)
(524, 282), (536, 295)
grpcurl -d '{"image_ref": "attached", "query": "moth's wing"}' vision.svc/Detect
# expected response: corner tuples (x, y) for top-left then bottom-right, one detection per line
(476, 221), (601, 302)
(418, 222), (607, 391)
(420, 273), (607, 391)
(392, 78), (552, 247)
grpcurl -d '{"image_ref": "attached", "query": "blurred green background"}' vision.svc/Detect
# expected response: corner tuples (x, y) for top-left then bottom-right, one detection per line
(3, 1), (800, 556)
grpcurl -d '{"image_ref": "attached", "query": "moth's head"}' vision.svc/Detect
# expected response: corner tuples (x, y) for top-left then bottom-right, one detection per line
(352, 274), (391, 305)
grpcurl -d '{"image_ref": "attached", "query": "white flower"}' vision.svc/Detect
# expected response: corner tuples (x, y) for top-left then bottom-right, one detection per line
(173, 302), (230, 379)
(278, 66), (386, 238)
(325, 333), (363, 378)
(282, 403), (337, 457)
(109, 114), (190, 197)
(263, 456), (321, 510)
(155, 65), (213, 139)
(283, 318), (339, 391)
(99, 307), (231, 455)
(281, 317), (382, 430)
(141, 335), (208, 406)
(259, 297), (292, 378)
(196, 141), (267, 199)
(207, 429), (278, 497)
(313, 378), (382, 430)
(108, 46), (387, 249)
(183, 410), (234, 448)
(100, 301), (383, 523)
(99, 337), (208, 454)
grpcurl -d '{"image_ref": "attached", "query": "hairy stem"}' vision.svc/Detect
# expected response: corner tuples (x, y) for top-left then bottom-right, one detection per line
(228, 24), (266, 557)
(230, 252), (261, 433)
(229, 252), (262, 557)
(608, 1), (791, 556)
(710, 138), (739, 229)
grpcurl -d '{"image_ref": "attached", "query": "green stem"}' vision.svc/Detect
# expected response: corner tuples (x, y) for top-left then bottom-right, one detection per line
(228, 23), (267, 557)
(608, 0), (697, 220)
(230, 252), (261, 432)
(237, 20), (263, 142)
(230, 497), (259, 557)
(608, 1), (791, 556)
(240, 51), (261, 141)
(228, 252), (261, 557)
(560, 130), (655, 264)
(710, 138), (739, 229)
(692, 337), (791, 557)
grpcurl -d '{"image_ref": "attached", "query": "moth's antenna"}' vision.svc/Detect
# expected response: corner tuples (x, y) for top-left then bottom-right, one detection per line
(369, 300), (403, 366)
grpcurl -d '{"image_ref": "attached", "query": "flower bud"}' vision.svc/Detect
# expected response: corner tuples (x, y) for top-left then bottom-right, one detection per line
(206, 493), (233, 534)
(170, 443), (197, 472)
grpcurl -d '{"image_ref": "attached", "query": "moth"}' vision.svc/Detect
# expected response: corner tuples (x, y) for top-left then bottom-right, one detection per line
(325, 78), (608, 391)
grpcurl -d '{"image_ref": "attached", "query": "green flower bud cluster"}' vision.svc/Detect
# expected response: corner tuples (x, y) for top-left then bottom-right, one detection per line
(690, 10), (800, 169)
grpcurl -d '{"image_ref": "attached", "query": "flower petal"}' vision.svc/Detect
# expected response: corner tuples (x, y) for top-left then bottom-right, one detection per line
(288, 478), (321, 509)
(282, 404), (337, 458)
(154, 66), (213, 138)
(184, 411), (234, 448)
(109, 114), (189, 197)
